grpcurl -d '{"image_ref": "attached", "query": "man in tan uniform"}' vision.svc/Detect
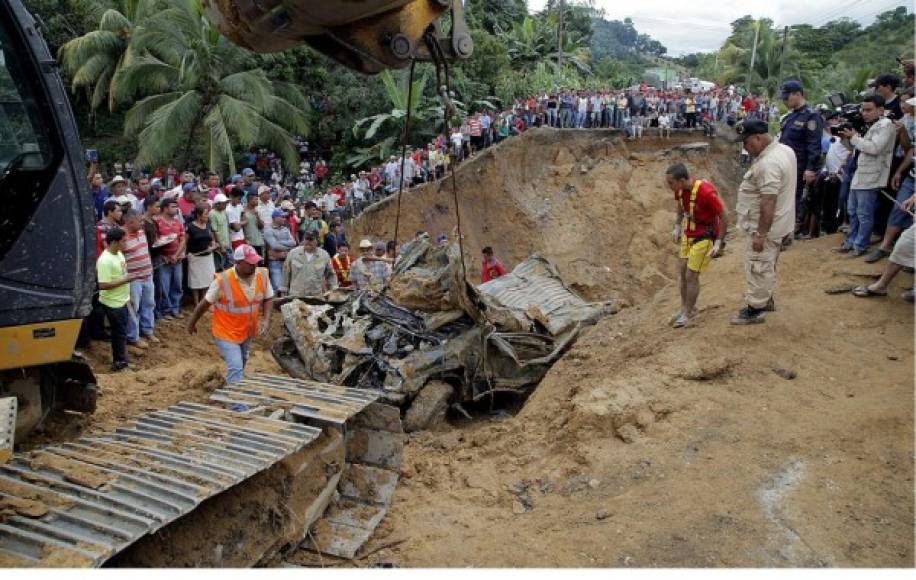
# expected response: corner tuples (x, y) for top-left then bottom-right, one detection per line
(731, 119), (797, 325)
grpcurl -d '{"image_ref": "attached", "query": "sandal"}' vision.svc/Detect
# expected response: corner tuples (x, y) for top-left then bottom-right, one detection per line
(852, 286), (887, 297)
(672, 312), (694, 328)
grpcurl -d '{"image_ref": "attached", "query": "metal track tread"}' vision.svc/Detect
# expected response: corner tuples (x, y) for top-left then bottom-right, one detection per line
(0, 402), (320, 567)
(210, 374), (382, 426)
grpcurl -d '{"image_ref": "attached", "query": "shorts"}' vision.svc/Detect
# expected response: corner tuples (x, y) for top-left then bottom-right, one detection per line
(888, 176), (915, 230)
(679, 236), (713, 273)
(889, 224), (914, 269)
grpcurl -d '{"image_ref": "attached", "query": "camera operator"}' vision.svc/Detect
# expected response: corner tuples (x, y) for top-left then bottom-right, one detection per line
(836, 95), (897, 257)
(778, 81), (823, 235)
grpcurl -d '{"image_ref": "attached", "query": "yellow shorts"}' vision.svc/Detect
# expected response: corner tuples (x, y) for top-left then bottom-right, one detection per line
(679, 236), (713, 273)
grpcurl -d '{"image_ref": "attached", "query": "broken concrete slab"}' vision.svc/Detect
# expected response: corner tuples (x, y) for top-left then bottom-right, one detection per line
(403, 381), (454, 432)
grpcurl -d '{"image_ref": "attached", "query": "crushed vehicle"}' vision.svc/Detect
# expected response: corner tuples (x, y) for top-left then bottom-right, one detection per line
(272, 239), (609, 431)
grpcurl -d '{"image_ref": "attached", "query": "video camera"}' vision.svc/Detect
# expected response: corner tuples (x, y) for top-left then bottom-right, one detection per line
(827, 92), (868, 136)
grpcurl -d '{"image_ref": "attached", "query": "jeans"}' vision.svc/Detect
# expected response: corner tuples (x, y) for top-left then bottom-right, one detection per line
(268, 260), (284, 293)
(128, 276), (156, 342)
(888, 176), (915, 230)
(546, 109), (557, 127)
(614, 110), (624, 128)
(158, 261), (183, 316)
(845, 188), (878, 251)
(559, 109), (571, 128)
(215, 337), (252, 384)
(101, 303), (129, 366)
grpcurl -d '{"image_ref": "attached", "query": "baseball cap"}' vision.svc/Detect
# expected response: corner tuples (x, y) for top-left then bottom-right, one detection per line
(257, 185), (272, 196)
(436, 233), (447, 243)
(230, 174), (242, 183)
(732, 119), (769, 142)
(241, 168), (255, 177)
(212, 193), (229, 204)
(109, 175), (127, 186)
(233, 244), (262, 265)
(359, 239), (373, 249)
(280, 200), (295, 211)
(271, 208), (286, 219)
(114, 194), (131, 204)
(374, 241), (386, 251)
(182, 182), (196, 192)
(149, 178), (162, 189)
(779, 80), (803, 97)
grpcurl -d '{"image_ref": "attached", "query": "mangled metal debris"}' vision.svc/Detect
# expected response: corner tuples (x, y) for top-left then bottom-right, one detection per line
(273, 239), (607, 428)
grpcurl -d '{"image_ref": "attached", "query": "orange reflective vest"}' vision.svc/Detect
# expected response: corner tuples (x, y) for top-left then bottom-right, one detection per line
(211, 267), (267, 343)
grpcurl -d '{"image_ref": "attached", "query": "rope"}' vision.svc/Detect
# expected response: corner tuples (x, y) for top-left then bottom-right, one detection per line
(433, 39), (469, 284)
(392, 59), (417, 249)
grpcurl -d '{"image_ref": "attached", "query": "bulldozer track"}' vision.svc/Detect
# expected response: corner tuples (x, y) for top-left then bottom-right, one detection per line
(0, 375), (401, 567)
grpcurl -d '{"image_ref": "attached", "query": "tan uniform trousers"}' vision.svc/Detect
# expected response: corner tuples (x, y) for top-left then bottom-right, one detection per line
(744, 237), (781, 309)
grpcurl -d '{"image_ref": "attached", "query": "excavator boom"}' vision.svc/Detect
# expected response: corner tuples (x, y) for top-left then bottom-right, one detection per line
(205, 0), (473, 74)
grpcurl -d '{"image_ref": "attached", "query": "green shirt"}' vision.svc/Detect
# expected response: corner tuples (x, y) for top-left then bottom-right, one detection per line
(97, 250), (130, 308)
(210, 208), (230, 250)
(242, 208), (263, 246)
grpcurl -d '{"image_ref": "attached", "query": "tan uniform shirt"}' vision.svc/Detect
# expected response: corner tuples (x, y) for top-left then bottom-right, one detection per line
(282, 247), (336, 297)
(736, 140), (797, 241)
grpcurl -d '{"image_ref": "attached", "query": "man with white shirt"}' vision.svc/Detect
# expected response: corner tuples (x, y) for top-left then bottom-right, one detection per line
(226, 188), (247, 250)
(255, 185), (275, 230)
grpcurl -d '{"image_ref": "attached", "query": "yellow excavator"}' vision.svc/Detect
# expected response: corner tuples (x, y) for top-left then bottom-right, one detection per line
(0, 0), (472, 458)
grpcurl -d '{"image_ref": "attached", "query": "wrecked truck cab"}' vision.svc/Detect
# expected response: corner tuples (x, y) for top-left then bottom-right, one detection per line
(273, 240), (607, 431)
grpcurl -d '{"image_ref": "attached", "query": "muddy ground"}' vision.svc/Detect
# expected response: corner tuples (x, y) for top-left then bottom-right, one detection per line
(34, 129), (914, 567)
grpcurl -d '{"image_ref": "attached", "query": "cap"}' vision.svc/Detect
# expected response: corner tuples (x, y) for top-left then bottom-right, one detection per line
(732, 119), (769, 142)
(149, 178), (162, 189)
(182, 182), (196, 192)
(374, 241), (386, 251)
(359, 239), (373, 249)
(241, 168), (255, 177)
(780, 80), (803, 97)
(436, 233), (448, 242)
(212, 193), (229, 204)
(110, 175), (127, 186)
(271, 208), (286, 219)
(280, 200), (295, 211)
(233, 244), (262, 265)
(114, 195), (131, 204)
(257, 185), (272, 196)
(230, 174), (242, 183)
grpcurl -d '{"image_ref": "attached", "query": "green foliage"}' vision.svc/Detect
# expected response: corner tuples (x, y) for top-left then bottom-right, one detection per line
(465, 0), (527, 36)
(684, 6), (913, 104)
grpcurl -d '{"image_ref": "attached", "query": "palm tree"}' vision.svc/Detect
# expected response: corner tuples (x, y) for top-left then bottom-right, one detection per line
(115, 0), (309, 173)
(58, 0), (161, 114)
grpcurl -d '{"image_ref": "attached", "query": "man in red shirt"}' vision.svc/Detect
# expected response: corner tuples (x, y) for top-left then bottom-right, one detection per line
(481, 246), (507, 284)
(665, 163), (729, 328)
(154, 198), (187, 319)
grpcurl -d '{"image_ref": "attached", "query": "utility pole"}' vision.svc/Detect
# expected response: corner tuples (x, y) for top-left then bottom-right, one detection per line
(558, 0), (565, 69)
(747, 19), (760, 95)
(777, 25), (789, 82)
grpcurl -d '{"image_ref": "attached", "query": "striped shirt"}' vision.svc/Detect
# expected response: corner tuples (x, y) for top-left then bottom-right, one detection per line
(122, 231), (153, 279)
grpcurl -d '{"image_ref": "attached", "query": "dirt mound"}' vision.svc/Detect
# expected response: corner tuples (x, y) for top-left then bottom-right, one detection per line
(28, 312), (283, 447)
(352, 129), (742, 303)
(342, 130), (913, 568)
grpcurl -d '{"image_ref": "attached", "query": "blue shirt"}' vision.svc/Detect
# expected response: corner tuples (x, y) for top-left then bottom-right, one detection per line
(93, 186), (109, 221)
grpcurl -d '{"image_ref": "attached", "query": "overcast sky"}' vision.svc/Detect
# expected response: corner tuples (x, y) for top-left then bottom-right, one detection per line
(526, 0), (908, 55)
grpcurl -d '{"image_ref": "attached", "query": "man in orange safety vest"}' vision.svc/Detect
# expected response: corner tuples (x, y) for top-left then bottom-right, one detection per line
(187, 244), (274, 383)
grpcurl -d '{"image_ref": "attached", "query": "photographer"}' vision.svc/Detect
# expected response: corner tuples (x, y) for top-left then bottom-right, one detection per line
(836, 95), (897, 257)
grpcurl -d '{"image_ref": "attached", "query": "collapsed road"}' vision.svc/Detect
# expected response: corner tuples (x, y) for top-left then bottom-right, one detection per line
(272, 237), (610, 431)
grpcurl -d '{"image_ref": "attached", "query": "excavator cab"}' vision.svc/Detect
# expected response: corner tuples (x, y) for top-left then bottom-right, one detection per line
(0, 1), (99, 446)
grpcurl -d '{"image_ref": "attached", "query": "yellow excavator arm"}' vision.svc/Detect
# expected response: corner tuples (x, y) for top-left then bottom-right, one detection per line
(205, 0), (473, 74)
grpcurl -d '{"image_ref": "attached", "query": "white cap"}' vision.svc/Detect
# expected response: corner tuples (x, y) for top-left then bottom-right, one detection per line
(359, 239), (373, 249)
(212, 193), (229, 204)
